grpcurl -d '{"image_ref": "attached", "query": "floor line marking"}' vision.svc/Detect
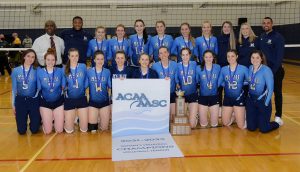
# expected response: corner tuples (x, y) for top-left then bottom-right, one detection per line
(283, 114), (300, 126)
(19, 133), (57, 172)
(0, 90), (11, 95)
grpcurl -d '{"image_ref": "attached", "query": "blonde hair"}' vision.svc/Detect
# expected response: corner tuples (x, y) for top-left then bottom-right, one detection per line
(95, 26), (106, 32)
(238, 22), (257, 44)
(202, 21), (212, 36)
(221, 21), (236, 50)
(180, 22), (195, 47)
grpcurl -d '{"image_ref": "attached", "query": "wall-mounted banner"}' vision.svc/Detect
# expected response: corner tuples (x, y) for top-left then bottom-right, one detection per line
(112, 79), (183, 161)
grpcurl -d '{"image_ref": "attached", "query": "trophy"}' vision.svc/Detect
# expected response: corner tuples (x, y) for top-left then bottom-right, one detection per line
(170, 90), (191, 135)
(175, 90), (186, 116)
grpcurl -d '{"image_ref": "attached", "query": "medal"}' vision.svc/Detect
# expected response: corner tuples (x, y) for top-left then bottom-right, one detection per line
(205, 64), (213, 90)
(207, 82), (213, 90)
(117, 38), (124, 51)
(137, 35), (144, 54)
(46, 67), (55, 93)
(96, 39), (103, 51)
(158, 35), (164, 48)
(22, 65), (32, 90)
(228, 64), (238, 84)
(250, 65), (261, 90)
(95, 67), (103, 92)
(181, 62), (190, 86)
(182, 36), (190, 49)
(160, 61), (170, 79)
(71, 65), (78, 88)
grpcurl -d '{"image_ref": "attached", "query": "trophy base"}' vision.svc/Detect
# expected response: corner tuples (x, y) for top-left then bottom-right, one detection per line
(170, 123), (191, 135)
(174, 115), (189, 124)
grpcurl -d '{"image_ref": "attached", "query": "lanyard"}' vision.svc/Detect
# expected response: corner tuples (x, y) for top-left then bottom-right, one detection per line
(117, 38), (124, 50)
(181, 62), (190, 84)
(46, 67), (55, 89)
(94, 67), (103, 88)
(160, 61), (169, 78)
(228, 64), (238, 83)
(22, 65), (32, 84)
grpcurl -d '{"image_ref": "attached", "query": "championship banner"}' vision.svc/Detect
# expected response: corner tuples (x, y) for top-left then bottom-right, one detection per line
(112, 79), (183, 161)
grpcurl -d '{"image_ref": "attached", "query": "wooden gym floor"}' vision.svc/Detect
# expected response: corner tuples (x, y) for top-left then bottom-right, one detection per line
(0, 63), (300, 172)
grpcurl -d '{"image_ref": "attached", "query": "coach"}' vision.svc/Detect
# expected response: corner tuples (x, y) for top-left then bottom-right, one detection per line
(258, 17), (285, 125)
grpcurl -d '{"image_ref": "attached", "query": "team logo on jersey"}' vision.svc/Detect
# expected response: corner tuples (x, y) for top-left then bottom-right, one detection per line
(267, 39), (272, 44)
(250, 43), (255, 47)
(83, 36), (88, 41)
(116, 93), (167, 109)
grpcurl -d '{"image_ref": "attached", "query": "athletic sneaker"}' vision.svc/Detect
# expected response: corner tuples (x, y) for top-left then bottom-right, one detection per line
(275, 116), (284, 126)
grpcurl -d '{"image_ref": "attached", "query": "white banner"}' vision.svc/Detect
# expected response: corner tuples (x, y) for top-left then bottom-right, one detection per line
(112, 79), (183, 161)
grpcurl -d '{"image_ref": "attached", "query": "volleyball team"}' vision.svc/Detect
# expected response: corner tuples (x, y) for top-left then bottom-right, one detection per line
(11, 16), (285, 135)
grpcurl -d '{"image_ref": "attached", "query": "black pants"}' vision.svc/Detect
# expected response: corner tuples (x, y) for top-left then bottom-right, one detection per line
(0, 55), (11, 75)
(274, 66), (285, 118)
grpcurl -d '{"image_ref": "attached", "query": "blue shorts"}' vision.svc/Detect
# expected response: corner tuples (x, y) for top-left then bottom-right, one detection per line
(184, 93), (198, 103)
(89, 100), (110, 109)
(223, 96), (245, 107)
(170, 92), (176, 104)
(198, 95), (219, 107)
(40, 96), (64, 110)
(64, 96), (88, 110)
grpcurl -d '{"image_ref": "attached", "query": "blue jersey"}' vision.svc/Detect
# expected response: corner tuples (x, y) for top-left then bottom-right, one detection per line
(175, 61), (197, 96)
(171, 36), (196, 62)
(237, 37), (258, 67)
(131, 68), (158, 79)
(129, 34), (151, 66)
(108, 38), (130, 67)
(37, 67), (65, 102)
(218, 64), (249, 98)
(148, 35), (173, 62)
(257, 30), (285, 73)
(11, 65), (38, 106)
(248, 65), (273, 105)
(110, 66), (132, 79)
(194, 36), (218, 62)
(65, 63), (88, 99)
(151, 60), (177, 93)
(196, 64), (221, 96)
(87, 67), (111, 103)
(87, 39), (110, 66)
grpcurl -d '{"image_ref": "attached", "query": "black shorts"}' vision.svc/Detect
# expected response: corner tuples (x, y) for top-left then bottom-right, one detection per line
(223, 96), (245, 107)
(198, 95), (219, 107)
(170, 92), (176, 104)
(40, 96), (64, 110)
(89, 100), (110, 109)
(64, 96), (88, 110)
(184, 93), (198, 103)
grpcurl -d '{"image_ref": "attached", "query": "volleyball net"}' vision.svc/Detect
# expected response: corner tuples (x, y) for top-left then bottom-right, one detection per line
(0, 0), (299, 60)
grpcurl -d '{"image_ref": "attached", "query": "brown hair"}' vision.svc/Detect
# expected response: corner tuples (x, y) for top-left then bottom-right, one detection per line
(180, 22), (195, 47)
(134, 19), (148, 44)
(115, 24), (127, 38)
(44, 48), (57, 66)
(180, 47), (192, 55)
(21, 49), (38, 69)
(250, 50), (267, 65)
(65, 48), (79, 75)
(200, 50), (217, 71)
(221, 21), (236, 50)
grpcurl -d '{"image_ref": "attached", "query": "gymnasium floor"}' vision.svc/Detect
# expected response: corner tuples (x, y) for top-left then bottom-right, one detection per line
(0, 63), (300, 172)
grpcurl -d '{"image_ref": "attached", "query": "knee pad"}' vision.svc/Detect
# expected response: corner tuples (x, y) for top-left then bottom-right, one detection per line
(88, 123), (98, 132)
